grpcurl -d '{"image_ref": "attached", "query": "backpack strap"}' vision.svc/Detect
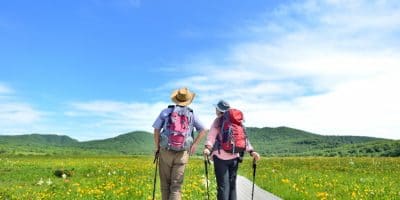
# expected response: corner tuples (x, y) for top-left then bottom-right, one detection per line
(162, 105), (175, 129)
(167, 105), (193, 113)
(183, 106), (194, 138)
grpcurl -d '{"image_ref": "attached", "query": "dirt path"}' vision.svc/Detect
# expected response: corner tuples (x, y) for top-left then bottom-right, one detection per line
(236, 175), (282, 200)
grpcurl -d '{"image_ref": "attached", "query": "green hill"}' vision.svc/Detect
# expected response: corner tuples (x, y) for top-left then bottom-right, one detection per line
(0, 131), (154, 156)
(246, 126), (398, 156)
(0, 134), (79, 145)
(0, 134), (80, 155)
(79, 131), (154, 155)
(0, 127), (399, 157)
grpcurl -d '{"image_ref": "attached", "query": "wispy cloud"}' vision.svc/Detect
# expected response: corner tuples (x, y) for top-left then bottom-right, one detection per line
(2, 0), (399, 141)
(0, 103), (42, 124)
(166, 0), (400, 139)
(65, 100), (167, 140)
(0, 84), (44, 133)
(0, 83), (13, 94)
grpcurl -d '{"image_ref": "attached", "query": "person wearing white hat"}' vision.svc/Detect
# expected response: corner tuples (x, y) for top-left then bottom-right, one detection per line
(203, 100), (260, 200)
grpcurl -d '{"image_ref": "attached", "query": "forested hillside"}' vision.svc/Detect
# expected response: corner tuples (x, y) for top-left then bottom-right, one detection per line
(247, 127), (400, 156)
(1, 127), (399, 156)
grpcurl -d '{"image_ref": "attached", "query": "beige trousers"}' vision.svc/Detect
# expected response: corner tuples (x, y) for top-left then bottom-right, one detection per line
(159, 148), (189, 200)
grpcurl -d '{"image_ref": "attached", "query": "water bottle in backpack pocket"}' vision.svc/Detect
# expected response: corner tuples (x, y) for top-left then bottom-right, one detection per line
(160, 105), (194, 151)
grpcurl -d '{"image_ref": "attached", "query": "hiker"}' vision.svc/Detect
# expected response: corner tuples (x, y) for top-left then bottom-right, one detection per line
(203, 100), (260, 200)
(153, 87), (207, 200)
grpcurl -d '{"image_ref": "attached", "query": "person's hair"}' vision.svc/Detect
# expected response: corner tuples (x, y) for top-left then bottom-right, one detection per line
(216, 108), (224, 114)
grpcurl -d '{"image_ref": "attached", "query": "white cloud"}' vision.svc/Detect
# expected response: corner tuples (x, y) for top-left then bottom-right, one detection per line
(0, 84), (44, 133)
(167, 0), (400, 139)
(0, 103), (42, 124)
(3, 0), (399, 141)
(0, 83), (13, 94)
(65, 100), (168, 140)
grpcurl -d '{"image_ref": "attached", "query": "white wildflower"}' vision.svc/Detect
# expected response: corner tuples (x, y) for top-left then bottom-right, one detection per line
(37, 178), (44, 185)
(46, 178), (52, 185)
(62, 174), (67, 179)
(204, 179), (211, 187)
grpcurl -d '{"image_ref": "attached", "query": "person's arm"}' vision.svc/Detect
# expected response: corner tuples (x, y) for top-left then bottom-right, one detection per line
(203, 119), (219, 155)
(190, 129), (207, 155)
(152, 109), (167, 153)
(246, 139), (260, 161)
(189, 113), (206, 155)
(154, 128), (161, 152)
(205, 126), (218, 149)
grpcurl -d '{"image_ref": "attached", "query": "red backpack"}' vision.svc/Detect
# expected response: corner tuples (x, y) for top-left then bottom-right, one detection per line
(217, 108), (247, 153)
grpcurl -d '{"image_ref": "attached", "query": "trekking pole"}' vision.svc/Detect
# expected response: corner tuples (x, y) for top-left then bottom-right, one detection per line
(251, 158), (257, 200)
(152, 150), (159, 200)
(204, 154), (210, 200)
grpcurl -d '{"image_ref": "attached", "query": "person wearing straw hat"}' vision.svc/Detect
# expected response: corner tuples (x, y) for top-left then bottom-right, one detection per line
(203, 100), (260, 200)
(152, 87), (206, 200)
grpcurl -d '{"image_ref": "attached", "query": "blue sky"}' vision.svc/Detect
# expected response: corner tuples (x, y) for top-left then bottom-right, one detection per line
(1, 0), (400, 141)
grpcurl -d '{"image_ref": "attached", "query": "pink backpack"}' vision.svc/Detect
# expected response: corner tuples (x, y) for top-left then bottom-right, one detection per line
(160, 105), (194, 151)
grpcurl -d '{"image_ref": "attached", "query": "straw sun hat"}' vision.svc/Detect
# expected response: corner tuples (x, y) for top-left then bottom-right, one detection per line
(170, 87), (196, 106)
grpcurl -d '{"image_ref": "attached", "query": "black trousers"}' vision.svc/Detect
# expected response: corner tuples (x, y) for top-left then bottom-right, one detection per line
(213, 156), (239, 200)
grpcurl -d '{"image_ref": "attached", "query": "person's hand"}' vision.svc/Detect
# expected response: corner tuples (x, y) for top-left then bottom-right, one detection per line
(203, 148), (210, 156)
(251, 151), (260, 161)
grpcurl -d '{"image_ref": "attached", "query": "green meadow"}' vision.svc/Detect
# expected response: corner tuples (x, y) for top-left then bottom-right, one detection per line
(1, 156), (399, 200)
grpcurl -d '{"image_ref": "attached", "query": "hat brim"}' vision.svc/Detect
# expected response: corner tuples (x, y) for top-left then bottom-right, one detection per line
(214, 104), (228, 112)
(170, 90), (195, 106)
